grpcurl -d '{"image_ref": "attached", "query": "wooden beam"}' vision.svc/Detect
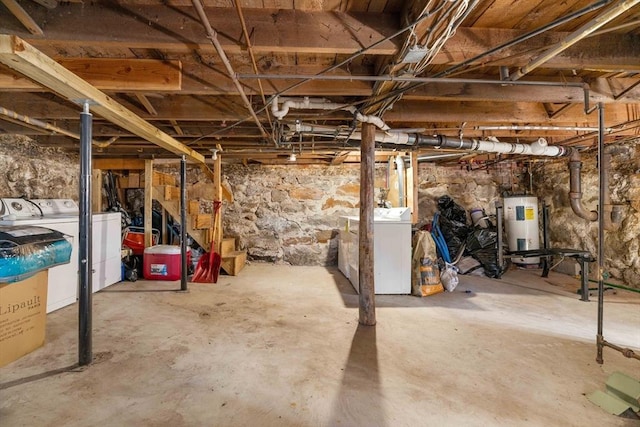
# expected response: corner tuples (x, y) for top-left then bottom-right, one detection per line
(3, 5), (398, 55)
(0, 36), (204, 163)
(0, 59), (182, 91)
(434, 28), (640, 71)
(0, 0), (43, 35)
(135, 93), (158, 116)
(10, 91), (637, 125)
(93, 158), (145, 170)
(170, 120), (184, 136)
(144, 159), (154, 248)
(30, 0), (57, 9)
(358, 122), (376, 326)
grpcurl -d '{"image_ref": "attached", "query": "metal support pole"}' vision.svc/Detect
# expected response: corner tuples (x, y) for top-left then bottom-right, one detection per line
(78, 101), (93, 366)
(541, 204), (550, 278)
(496, 201), (504, 272)
(180, 155), (188, 292)
(580, 257), (590, 302)
(596, 102), (605, 364)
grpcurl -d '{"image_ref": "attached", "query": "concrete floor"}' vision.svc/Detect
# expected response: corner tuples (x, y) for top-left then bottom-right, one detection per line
(1, 264), (639, 426)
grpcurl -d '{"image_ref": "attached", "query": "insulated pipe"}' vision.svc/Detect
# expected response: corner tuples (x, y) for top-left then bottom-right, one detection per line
(78, 102), (93, 367)
(510, 0), (640, 81)
(569, 150), (599, 221)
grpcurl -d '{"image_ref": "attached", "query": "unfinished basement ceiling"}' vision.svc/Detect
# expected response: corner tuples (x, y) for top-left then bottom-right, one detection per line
(0, 0), (639, 164)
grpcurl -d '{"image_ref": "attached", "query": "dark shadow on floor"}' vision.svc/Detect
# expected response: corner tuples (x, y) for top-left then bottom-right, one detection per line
(100, 289), (182, 293)
(326, 267), (484, 310)
(329, 324), (387, 426)
(0, 364), (78, 390)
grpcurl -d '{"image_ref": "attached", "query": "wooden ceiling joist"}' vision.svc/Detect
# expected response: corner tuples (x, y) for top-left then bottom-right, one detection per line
(0, 0), (43, 36)
(0, 35), (205, 164)
(0, 58), (182, 91)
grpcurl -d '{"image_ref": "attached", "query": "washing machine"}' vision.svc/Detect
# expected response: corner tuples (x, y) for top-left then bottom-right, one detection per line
(0, 198), (80, 313)
(0, 198), (122, 312)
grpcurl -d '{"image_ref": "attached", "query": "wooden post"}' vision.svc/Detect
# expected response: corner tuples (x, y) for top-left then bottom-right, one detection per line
(91, 168), (102, 213)
(144, 159), (154, 248)
(409, 151), (419, 224)
(161, 208), (168, 244)
(213, 155), (222, 253)
(358, 123), (376, 326)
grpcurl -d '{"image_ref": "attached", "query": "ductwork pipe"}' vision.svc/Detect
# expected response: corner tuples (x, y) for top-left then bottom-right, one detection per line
(569, 150), (599, 221)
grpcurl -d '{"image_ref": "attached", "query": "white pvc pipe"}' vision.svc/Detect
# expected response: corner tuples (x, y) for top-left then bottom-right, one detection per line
(472, 137), (565, 156)
(273, 96), (390, 131)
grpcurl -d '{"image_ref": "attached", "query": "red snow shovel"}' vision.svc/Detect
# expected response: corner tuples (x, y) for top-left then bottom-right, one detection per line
(192, 241), (221, 283)
(192, 201), (222, 283)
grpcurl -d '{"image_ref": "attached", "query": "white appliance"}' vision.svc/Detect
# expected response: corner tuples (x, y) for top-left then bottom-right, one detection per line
(91, 212), (122, 292)
(503, 195), (540, 265)
(338, 208), (412, 294)
(0, 198), (122, 312)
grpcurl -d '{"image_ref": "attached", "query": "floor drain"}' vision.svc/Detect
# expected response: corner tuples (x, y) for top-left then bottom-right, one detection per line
(199, 312), (211, 319)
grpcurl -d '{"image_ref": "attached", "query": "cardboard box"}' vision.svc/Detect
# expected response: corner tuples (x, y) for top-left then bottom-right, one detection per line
(0, 271), (48, 367)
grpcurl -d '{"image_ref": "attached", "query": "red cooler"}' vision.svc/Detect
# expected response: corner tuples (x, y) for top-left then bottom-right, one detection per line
(143, 245), (190, 281)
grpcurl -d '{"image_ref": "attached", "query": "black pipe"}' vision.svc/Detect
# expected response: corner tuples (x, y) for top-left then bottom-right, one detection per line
(541, 204), (550, 278)
(78, 102), (93, 366)
(180, 156), (188, 292)
(596, 102), (605, 364)
(496, 201), (504, 272)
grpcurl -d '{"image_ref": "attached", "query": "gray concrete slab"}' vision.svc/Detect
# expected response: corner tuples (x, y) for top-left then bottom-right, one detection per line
(1, 265), (639, 426)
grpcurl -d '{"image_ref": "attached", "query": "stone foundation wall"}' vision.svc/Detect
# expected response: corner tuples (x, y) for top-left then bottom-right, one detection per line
(3, 134), (636, 287)
(218, 162), (524, 266)
(532, 140), (640, 287)
(0, 135), (79, 199)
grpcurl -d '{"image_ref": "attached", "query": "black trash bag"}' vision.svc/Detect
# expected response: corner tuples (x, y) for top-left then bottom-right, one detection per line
(470, 248), (504, 278)
(465, 227), (505, 278)
(437, 215), (470, 261)
(437, 195), (468, 223)
(466, 227), (497, 252)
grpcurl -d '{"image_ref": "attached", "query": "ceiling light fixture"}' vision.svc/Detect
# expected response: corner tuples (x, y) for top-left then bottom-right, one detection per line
(289, 152), (297, 162)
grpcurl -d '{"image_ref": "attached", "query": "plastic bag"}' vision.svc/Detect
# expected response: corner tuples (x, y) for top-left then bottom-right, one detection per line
(0, 225), (73, 283)
(465, 227), (505, 278)
(411, 231), (444, 297)
(437, 215), (469, 260)
(440, 263), (459, 292)
(437, 195), (468, 223)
